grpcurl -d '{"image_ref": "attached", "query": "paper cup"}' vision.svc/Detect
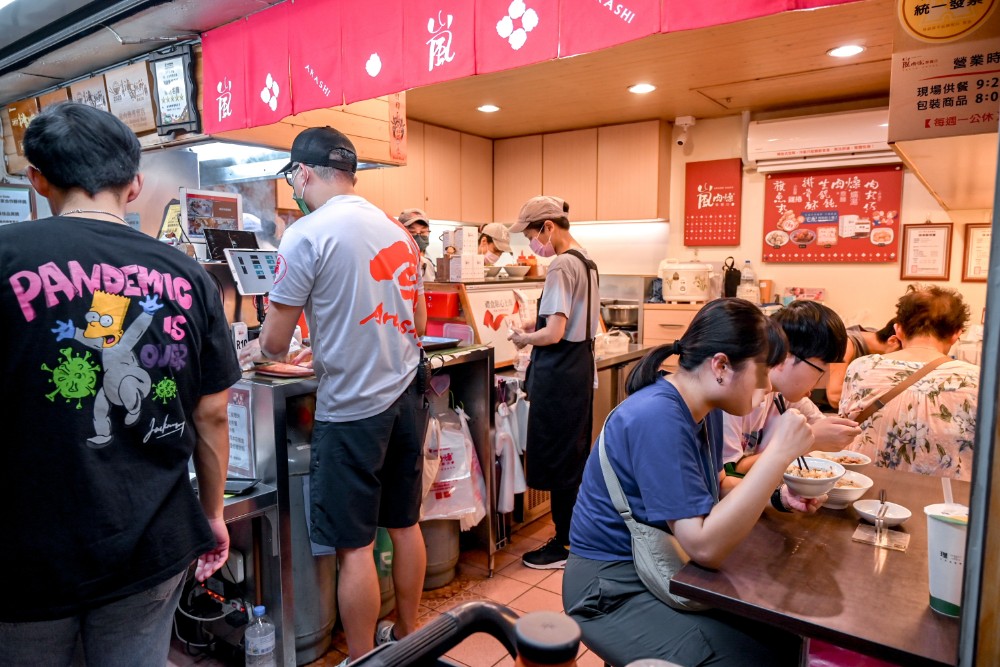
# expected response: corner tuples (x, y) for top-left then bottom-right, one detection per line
(924, 503), (969, 617)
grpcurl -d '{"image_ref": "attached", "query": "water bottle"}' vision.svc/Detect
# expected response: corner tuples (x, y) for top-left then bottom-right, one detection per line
(245, 605), (276, 667)
(735, 260), (761, 304)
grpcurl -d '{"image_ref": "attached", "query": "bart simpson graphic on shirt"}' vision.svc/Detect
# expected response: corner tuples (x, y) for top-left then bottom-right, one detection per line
(51, 290), (162, 448)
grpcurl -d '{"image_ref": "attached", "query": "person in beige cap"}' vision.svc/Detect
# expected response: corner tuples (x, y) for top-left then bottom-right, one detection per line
(399, 208), (436, 281)
(508, 195), (600, 569)
(477, 222), (513, 266)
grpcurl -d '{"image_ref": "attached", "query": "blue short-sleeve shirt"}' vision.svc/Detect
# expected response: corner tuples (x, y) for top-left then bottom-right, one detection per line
(570, 378), (722, 561)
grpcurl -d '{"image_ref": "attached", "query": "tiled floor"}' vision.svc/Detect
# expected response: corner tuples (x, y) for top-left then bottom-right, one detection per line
(168, 514), (608, 666)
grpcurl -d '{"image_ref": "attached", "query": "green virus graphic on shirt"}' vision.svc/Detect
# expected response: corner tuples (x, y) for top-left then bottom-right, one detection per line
(51, 290), (161, 448)
(41, 347), (102, 409)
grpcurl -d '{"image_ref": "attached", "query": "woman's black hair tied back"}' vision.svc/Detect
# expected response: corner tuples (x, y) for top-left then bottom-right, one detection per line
(670, 340), (682, 357)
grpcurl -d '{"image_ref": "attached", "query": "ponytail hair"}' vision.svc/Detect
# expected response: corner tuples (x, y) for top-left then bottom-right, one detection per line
(626, 298), (773, 395)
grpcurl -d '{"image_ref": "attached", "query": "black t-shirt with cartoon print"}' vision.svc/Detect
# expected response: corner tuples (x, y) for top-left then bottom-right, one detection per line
(0, 216), (241, 621)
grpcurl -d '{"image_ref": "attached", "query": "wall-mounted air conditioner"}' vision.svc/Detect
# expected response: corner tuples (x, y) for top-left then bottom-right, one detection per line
(745, 108), (901, 173)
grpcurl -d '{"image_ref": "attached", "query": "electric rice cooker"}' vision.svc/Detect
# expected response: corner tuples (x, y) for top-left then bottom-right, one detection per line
(657, 259), (712, 303)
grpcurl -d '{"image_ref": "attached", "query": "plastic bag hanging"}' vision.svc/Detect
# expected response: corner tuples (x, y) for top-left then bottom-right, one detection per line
(495, 401), (526, 514)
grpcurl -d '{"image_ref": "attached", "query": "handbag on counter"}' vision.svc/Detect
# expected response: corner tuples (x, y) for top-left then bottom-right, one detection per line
(598, 417), (708, 612)
(722, 257), (740, 298)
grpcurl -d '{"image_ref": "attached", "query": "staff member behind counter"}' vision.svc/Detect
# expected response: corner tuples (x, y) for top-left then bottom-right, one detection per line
(478, 222), (514, 266)
(509, 195), (599, 570)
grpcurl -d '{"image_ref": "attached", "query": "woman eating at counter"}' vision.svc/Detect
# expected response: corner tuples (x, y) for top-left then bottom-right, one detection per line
(840, 285), (978, 480)
(508, 195), (600, 570)
(563, 298), (819, 666)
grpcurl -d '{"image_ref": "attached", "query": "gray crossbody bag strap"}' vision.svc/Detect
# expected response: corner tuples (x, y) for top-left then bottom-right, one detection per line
(597, 415), (707, 611)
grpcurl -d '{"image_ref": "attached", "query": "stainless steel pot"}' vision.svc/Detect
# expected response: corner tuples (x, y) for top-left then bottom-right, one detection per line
(601, 303), (639, 327)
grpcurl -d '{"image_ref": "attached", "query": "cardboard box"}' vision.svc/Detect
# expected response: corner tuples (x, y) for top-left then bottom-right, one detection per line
(441, 226), (479, 254)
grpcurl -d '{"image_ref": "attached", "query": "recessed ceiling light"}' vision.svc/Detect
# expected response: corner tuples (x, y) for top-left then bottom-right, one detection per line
(827, 45), (865, 58)
(477, 104), (500, 113)
(628, 83), (656, 94)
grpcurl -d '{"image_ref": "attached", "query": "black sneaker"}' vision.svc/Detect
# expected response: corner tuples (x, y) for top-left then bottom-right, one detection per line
(522, 538), (569, 570)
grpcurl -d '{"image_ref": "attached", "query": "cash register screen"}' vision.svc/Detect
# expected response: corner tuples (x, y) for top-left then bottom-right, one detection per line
(223, 249), (278, 295)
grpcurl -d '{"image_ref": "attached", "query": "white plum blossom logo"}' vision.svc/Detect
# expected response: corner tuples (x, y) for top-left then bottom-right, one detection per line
(366, 53), (383, 78)
(259, 73), (280, 111)
(496, 0), (538, 51)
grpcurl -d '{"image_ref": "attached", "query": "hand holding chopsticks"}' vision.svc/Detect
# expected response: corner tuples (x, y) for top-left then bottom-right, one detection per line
(773, 394), (811, 471)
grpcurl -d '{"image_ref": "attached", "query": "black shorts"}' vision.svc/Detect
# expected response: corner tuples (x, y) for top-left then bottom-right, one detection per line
(309, 378), (428, 549)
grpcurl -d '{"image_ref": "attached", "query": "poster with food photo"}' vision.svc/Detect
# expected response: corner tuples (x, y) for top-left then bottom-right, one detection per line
(179, 188), (242, 239)
(762, 165), (903, 264)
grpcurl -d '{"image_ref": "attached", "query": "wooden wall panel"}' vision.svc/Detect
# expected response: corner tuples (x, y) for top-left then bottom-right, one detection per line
(493, 135), (542, 223)
(542, 128), (597, 221)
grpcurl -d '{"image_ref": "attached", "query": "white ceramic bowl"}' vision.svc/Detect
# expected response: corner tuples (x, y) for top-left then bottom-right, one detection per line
(822, 471), (874, 509)
(809, 450), (871, 471)
(782, 457), (845, 498)
(484, 265), (502, 278)
(853, 499), (912, 527)
(502, 265), (530, 278)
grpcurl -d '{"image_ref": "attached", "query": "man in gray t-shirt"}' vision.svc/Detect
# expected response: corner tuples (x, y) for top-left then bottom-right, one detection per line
(260, 126), (428, 662)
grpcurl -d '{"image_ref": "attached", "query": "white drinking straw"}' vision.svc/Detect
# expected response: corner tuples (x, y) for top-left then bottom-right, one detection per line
(942, 477), (954, 505)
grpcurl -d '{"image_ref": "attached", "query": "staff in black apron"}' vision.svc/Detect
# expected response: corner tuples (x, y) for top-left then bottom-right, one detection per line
(508, 195), (599, 570)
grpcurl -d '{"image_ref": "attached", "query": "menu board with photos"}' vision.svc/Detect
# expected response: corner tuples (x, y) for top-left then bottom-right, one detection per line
(179, 188), (242, 239)
(762, 165), (904, 264)
(105, 62), (156, 133)
(684, 158), (742, 246)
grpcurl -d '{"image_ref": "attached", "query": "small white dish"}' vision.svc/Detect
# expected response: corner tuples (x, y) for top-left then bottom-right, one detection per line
(809, 450), (871, 471)
(853, 499), (912, 527)
(783, 457), (845, 499)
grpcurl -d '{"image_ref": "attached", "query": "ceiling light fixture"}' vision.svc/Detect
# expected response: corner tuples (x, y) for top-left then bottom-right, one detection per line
(827, 45), (865, 58)
(477, 104), (500, 113)
(628, 83), (656, 94)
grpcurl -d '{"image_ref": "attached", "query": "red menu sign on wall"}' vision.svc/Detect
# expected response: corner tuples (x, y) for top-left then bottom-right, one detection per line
(762, 165), (904, 264)
(684, 158), (742, 246)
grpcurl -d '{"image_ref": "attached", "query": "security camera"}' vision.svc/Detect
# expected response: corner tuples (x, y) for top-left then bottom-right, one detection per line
(674, 115), (696, 148)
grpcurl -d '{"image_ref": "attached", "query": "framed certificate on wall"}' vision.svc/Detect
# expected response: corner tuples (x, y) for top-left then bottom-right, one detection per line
(900, 222), (953, 281)
(962, 223), (991, 282)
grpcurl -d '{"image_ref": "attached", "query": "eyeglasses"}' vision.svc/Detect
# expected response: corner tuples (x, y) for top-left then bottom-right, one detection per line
(796, 355), (827, 376)
(410, 230), (430, 238)
(283, 164), (300, 186)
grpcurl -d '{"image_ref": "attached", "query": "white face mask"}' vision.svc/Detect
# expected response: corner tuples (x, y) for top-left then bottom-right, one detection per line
(484, 251), (500, 265)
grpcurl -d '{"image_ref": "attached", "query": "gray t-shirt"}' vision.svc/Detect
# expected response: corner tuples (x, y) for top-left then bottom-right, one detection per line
(537, 248), (599, 342)
(269, 195), (423, 421)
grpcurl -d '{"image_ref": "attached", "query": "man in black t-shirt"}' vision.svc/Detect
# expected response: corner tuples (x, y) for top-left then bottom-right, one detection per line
(0, 103), (241, 665)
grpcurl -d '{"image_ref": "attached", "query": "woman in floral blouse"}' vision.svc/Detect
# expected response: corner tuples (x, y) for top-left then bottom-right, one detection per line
(839, 285), (978, 480)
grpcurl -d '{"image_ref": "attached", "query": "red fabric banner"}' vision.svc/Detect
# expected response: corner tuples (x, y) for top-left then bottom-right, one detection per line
(341, 0), (405, 105)
(244, 2), (292, 127)
(662, 0), (789, 32)
(289, 0), (345, 114)
(402, 1), (476, 89)
(201, 19), (248, 133)
(476, 0), (559, 75)
(559, 0), (661, 58)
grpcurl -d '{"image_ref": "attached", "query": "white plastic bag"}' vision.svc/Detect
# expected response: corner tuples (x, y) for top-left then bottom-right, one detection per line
(457, 407), (487, 531)
(419, 416), (442, 518)
(421, 410), (475, 520)
(496, 402), (526, 514)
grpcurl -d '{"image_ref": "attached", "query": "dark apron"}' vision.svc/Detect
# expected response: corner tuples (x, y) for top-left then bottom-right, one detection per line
(524, 250), (598, 491)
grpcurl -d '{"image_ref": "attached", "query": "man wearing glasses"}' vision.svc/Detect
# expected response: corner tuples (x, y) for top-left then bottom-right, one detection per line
(721, 301), (861, 485)
(398, 208), (436, 282)
(260, 126), (429, 664)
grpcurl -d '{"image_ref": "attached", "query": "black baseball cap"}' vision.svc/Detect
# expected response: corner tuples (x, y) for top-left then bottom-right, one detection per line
(277, 126), (358, 175)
